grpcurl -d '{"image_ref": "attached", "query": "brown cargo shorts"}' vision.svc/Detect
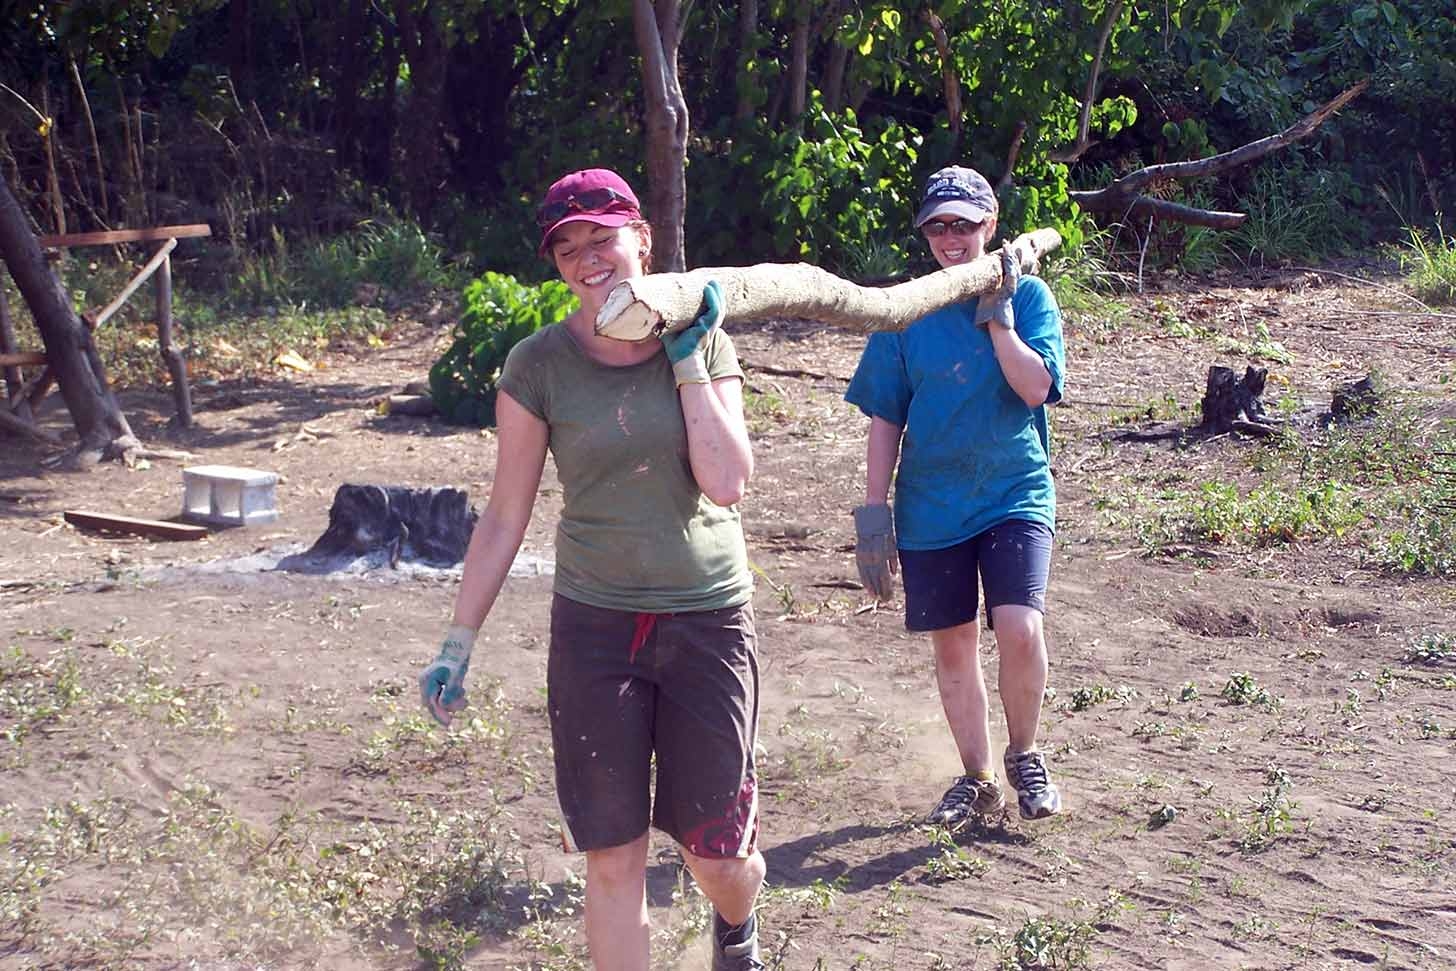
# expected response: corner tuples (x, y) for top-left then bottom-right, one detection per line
(547, 594), (760, 858)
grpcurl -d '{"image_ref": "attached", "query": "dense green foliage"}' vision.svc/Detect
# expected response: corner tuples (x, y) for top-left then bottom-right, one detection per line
(428, 273), (575, 426)
(0, 0), (1453, 281)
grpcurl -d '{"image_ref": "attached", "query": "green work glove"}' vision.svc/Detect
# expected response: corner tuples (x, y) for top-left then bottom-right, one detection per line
(974, 248), (1020, 331)
(661, 280), (723, 387)
(853, 503), (898, 601)
(418, 625), (476, 727)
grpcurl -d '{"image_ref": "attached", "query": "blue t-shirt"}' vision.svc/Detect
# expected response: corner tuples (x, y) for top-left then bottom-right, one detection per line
(844, 275), (1065, 550)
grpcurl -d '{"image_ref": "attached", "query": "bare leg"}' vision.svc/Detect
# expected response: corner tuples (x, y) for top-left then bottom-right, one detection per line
(990, 604), (1048, 752)
(930, 620), (993, 773)
(585, 832), (650, 971)
(681, 846), (766, 926)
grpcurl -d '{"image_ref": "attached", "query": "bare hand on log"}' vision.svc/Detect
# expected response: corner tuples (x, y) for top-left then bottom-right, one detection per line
(595, 228), (1062, 340)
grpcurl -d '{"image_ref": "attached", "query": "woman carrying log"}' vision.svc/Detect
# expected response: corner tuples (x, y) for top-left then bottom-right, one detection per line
(418, 168), (766, 971)
(845, 165), (1067, 828)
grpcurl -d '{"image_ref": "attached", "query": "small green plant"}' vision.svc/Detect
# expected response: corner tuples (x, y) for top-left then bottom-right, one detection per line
(1065, 682), (1137, 712)
(987, 913), (1098, 970)
(1374, 487), (1456, 577)
(1047, 227), (1131, 339)
(1406, 633), (1455, 665)
(1221, 672), (1276, 709)
(1238, 765), (1298, 852)
(1227, 163), (1354, 266)
(922, 826), (991, 883)
(429, 272), (576, 426)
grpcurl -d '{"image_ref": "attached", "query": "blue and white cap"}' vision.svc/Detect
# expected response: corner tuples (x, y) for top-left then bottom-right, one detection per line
(914, 166), (998, 228)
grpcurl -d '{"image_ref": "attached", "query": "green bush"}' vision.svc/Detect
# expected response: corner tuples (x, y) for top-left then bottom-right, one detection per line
(429, 272), (576, 426)
(227, 217), (458, 310)
(1399, 224), (1456, 305)
(690, 104), (922, 275)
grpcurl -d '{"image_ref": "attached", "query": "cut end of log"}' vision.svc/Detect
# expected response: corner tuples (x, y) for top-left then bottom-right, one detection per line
(596, 284), (661, 341)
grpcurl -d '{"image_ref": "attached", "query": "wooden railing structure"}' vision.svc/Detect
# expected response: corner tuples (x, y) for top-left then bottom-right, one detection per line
(0, 223), (209, 436)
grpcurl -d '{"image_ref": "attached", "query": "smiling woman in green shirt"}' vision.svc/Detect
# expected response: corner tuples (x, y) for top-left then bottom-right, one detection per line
(415, 168), (766, 971)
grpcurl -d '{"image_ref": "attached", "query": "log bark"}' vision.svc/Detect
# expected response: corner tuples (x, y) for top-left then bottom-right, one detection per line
(0, 174), (137, 460)
(596, 228), (1061, 340)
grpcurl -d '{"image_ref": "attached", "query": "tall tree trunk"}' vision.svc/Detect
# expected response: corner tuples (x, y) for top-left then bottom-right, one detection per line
(228, 0), (254, 101)
(787, 3), (810, 119)
(333, 0), (369, 172)
(633, 0), (689, 273)
(375, 13), (401, 190)
(0, 176), (135, 461)
(392, 1), (448, 218)
(734, 0), (760, 124)
(823, 40), (850, 114)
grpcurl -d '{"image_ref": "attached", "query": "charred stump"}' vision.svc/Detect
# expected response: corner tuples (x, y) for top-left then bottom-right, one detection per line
(1325, 375), (1379, 425)
(1200, 365), (1277, 436)
(277, 485), (476, 573)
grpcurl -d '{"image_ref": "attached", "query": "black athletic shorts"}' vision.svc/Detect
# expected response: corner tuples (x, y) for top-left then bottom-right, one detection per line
(897, 519), (1052, 632)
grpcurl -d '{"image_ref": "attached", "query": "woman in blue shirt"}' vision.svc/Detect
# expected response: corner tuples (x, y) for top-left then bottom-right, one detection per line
(845, 166), (1067, 827)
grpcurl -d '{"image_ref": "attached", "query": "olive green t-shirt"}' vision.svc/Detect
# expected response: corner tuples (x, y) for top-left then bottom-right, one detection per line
(497, 324), (752, 613)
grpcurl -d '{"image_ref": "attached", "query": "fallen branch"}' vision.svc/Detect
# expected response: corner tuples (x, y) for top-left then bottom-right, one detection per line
(1070, 79), (1368, 228)
(596, 228), (1062, 340)
(741, 360), (848, 382)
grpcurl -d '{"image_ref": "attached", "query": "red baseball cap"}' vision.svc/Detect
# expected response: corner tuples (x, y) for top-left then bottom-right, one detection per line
(537, 168), (643, 257)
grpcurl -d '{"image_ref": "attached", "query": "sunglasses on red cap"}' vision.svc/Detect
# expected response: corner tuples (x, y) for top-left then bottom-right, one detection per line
(535, 188), (637, 229)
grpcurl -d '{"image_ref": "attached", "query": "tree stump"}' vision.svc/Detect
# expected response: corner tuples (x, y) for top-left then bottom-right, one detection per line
(1200, 365), (1270, 434)
(277, 485), (476, 573)
(1327, 375), (1378, 423)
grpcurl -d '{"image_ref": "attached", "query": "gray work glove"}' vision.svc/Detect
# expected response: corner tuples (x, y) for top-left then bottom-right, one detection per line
(853, 503), (898, 600)
(418, 625), (476, 727)
(661, 281), (723, 387)
(974, 248), (1021, 330)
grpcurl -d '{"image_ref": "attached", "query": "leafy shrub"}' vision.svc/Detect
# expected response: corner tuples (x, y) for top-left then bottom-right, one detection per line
(228, 216), (457, 309)
(691, 104), (922, 275)
(1226, 163), (1352, 265)
(1399, 223), (1456, 305)
(429, 272), (576, 426)
(1374, 490), (1456, 576)
(1171, 480), (1363, 547)
(357, 219), (459, 293)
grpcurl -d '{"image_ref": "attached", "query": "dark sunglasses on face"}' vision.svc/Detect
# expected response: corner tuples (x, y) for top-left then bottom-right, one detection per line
(536, 188), (636, 228)
(922, 218), (982, 239)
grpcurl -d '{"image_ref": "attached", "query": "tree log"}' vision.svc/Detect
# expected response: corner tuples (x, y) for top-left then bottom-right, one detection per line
(0, 174), (138, 460)
(596, 228), (1062, 340)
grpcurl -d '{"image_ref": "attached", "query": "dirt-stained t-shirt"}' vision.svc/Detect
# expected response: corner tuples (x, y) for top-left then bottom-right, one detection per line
(845, 275), (1065, 550)
(497, 324), (752, 613)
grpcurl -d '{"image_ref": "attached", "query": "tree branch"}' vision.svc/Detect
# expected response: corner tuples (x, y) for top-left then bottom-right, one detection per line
(923, 10), (962, 149)
(1050, 0), (1125, 164)
(997, 121), (1028, 193)
(1071, 79), (1369, 226)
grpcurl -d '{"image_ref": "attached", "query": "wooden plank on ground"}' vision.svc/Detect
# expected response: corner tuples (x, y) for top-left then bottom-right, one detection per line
(63, 510), (209, 541)
(37, 224), (212, 248)
(0, 352), (46, 367)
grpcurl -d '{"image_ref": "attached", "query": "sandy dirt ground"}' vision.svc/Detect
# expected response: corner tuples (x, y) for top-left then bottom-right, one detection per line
(2, 264), (1454, 970)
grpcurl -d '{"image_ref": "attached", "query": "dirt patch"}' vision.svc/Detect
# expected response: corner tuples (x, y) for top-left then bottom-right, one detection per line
(2, 268), (1454, 970)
